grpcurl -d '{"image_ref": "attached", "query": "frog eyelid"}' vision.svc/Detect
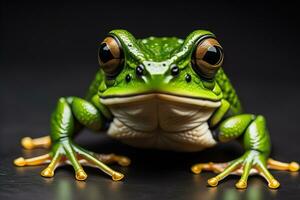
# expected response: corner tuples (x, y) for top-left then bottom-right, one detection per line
(168, 34), (216, 67)
(193, 35), (219, 53)
(108, 33), (147, 65)
(106, 34), (124, 59)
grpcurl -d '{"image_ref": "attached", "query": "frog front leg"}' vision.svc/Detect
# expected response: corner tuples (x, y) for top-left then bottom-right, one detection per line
(14, 96), (130, 181)
(191, 114), (299, 189)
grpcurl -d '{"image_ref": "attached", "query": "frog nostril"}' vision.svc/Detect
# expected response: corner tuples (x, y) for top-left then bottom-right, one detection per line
(136, 65), (144, 77)
(171, 65), (180, 76)
(185, 74), (192, 82)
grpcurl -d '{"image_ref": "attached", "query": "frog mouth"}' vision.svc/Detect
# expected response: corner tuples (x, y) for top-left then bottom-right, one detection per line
(100, 93), (221, 108)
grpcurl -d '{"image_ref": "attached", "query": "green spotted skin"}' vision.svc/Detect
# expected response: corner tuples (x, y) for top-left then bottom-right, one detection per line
(16, 30), (297, 189)
(215, 69), (242, 114)
(138, 37), (184, 61)
(86, 70), (104, 101)
(70, 97), (102, 130)
(219, 114), (255, 142)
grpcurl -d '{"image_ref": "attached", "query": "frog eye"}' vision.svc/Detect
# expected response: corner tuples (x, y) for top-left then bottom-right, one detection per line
(98, 36), (124, 78)
(192, 38), (224, 79)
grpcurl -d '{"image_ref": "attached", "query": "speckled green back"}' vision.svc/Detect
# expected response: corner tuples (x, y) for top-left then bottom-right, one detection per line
(137, 37), (184, 61)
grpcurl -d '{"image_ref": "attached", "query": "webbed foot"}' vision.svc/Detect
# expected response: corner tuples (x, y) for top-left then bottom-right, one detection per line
(191, 150), (299, 189)
(14, 138), (130, 181)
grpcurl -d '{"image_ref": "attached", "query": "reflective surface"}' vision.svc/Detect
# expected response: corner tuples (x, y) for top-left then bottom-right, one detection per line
(1, 131), (299, 200)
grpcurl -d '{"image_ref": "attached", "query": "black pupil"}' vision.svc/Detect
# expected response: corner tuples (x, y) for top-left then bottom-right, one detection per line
(99, 43), (114, 63)
(203, 46), (222, 65)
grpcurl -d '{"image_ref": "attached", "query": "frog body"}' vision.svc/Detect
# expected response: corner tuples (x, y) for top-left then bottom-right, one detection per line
(87, 35), (240, 151)
(14, 30), (299, 189)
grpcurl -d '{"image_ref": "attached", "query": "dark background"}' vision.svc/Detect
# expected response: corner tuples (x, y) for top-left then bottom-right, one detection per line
(1, 1), (300, 200)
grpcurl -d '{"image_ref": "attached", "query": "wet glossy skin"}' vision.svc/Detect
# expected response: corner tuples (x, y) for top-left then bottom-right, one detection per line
(14, 30), (299, 189)
(98, 30), (223, 101)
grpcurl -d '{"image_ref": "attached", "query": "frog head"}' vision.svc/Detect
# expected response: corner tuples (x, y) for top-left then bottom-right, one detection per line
(98, 29), (223, 107)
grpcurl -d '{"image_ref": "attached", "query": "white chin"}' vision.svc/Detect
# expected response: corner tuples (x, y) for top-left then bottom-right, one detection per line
(100, 93), (221, 151)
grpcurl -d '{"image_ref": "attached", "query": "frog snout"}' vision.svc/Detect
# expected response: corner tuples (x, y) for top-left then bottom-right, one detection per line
(143, 61), (169, 76)
(135, 61), (179, 85)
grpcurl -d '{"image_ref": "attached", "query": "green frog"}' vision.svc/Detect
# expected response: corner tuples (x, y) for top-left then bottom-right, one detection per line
(14, 29), (299, 189)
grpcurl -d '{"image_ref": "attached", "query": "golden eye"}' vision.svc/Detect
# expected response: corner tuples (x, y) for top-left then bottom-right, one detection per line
(98, 36), (124, 77)
(192, 38), (224, 79)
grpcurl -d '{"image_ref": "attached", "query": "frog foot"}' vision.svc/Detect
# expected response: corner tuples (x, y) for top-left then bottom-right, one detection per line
(21, 136), (51, 150)
(14, 139), (130, 181)
(191, 151), (299, 189)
